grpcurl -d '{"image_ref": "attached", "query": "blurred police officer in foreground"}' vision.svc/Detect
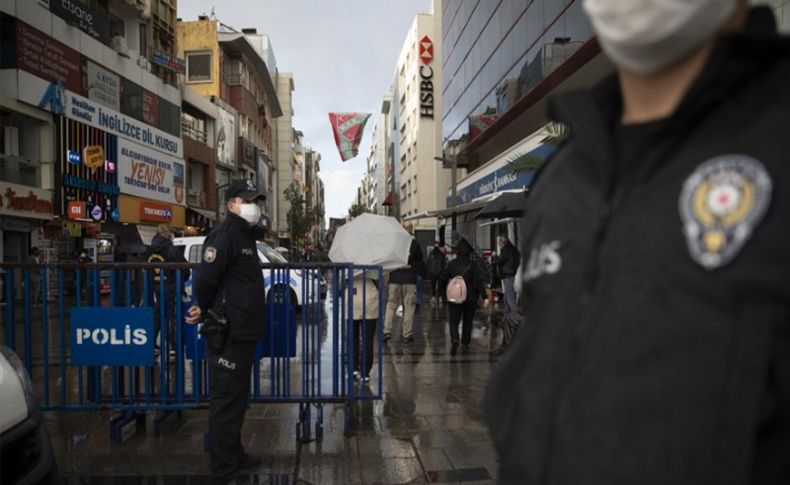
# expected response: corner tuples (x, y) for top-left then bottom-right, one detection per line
(186, 179), (267, 484)
(486, 1), (790, 483)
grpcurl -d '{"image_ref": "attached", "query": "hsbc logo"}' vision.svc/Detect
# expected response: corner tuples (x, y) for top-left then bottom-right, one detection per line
(419, 36), (433, 64)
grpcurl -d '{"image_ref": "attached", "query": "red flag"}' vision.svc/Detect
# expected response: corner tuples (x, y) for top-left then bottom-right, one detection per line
(329, 113), (371, 161)
(468, 114), (500, 139)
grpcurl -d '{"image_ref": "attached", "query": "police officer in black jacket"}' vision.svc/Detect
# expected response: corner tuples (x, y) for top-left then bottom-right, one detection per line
(186, 180), (267, 484)
(486, 3), (790, 484)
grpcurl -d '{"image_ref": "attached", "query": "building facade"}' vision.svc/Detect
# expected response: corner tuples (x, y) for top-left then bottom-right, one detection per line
(0, 0), (185, 292)
(273, 72), (295, 242)
(181, 86), (218, 235)
(392, 3), (451, 243)
(439, 0), (609, 250)
(177, 18), (281, 239)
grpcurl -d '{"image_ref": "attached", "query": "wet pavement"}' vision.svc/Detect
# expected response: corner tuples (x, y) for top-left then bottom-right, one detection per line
(33, 296), (505, 484)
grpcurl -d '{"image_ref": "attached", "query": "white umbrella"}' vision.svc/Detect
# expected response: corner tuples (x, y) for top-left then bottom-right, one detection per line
(329, 214), (412, 272)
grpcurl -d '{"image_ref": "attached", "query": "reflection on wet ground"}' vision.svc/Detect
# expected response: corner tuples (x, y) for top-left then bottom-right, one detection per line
(37, 295), (505, 484)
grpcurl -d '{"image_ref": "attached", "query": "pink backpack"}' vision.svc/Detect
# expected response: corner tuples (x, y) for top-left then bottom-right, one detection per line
(446, 264), (472, 304)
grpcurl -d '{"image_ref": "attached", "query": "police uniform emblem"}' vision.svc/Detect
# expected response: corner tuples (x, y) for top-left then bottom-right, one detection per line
(679, 155), (772, 270)
(204, 246), (217, 263)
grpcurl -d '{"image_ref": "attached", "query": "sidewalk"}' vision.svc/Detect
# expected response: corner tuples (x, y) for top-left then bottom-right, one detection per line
(45, 299), (505, 484)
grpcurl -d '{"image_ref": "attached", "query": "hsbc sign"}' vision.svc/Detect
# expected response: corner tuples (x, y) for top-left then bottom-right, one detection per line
(419, 35), (433, 64)
(418, 36), (435, 119)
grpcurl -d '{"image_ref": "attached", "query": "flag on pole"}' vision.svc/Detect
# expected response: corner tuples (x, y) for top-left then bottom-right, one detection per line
(328, 112), (371, 161)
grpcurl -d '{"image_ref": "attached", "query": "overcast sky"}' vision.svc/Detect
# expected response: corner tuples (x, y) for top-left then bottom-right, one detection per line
(178, 0), (433, 222)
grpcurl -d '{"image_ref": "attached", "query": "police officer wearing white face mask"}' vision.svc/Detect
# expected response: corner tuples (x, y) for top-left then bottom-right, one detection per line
(486, 1), (790, 483)
(186, 179), (267, 484)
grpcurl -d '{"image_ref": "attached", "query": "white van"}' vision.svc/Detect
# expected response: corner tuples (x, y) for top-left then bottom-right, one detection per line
(173, 236), (326, 306)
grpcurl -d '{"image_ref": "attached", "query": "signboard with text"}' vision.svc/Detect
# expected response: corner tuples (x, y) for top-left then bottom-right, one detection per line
(0, 182), (54, 220)
(49, 0), (111, 45)
(87, 60), (120, 111)
(70, 307), (154, 366)
(117, 139), (185, 205)
(139, 201), (173, 223)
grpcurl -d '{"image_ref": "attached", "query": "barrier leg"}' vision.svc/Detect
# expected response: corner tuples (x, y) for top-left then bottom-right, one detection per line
(315, 404), (324, 441)
(297, 402), (313, 444)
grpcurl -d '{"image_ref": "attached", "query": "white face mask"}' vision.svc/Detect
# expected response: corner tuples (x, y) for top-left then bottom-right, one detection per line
(235, 202), (262, 225)
(583, 0), (737, 75)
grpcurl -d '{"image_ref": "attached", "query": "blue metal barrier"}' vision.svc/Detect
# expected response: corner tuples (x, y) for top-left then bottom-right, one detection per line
(0, 261), (384, 441)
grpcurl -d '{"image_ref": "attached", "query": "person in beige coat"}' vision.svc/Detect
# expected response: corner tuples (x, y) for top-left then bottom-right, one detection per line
(348, 274), (380, 383)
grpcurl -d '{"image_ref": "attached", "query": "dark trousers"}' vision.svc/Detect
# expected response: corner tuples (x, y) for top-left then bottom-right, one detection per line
(208, 337), (258, 480)
(430, 278), (444, 300)
(448, 300), (476, 345)
(152, 298), (176, 351)
(353, 319), (377, 378)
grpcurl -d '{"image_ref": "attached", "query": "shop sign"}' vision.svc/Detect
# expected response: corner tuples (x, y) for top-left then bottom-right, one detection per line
(419, 35), (434, 64)
(141, 90), (159, 127)
(90, 205), (103, 220)
(117, 139), (185, 205)
(451, 144), (555, 206)
(65, 221), (81, 237)
(105, 159), (116, 173)
(83, 145), (105, 169)
(0, 182), (54, 220)
(86, 61), (120, 111)
(63, 173), (120, 196)
(2, 219), (32, 232)
(419, 65), (434, 119)
(150, 48), (186, 74)
(49, 0), (111, 45)
(19, 71), (182, 158)
(67, 201), (86, 220)
(67, 150), (81, 164)
(16, 22), (82, 93)
(139, 202), (173, 223)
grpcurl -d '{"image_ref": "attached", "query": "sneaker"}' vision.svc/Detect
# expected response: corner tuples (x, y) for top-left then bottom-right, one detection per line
(396, 305), (403, 316)
(362, 376), (370, 384)
(383, 333), (391, 342)
(402, 335), (414, 343)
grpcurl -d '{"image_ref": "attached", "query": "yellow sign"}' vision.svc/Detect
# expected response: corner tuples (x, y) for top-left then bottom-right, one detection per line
(64, 222), (81, 237)
(83, 145), (105, 170)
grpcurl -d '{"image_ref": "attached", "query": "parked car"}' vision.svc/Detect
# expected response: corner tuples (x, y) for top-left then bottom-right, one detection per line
(0, 345), (57, 484)
(173, 237), (327, 306)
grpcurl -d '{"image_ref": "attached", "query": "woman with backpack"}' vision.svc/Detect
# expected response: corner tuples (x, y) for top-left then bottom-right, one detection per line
(441, 238), (485, 355)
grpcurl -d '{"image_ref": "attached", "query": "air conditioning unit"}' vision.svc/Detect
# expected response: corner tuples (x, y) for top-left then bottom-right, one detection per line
(111, 36), (130, 58)
(137, 55), (148, 69)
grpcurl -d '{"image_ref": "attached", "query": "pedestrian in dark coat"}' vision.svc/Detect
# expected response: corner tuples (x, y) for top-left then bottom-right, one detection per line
(426, 241), (447, 306)
(441, 239), (485, 355)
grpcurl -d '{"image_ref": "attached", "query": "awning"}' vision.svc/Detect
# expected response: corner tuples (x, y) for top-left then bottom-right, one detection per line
(382, 192), (394, 206)
(478, 217), (517, 227)
(188, 207), (217, 221)
(474, 191), (527, 219)
(403, 194), (499, 221)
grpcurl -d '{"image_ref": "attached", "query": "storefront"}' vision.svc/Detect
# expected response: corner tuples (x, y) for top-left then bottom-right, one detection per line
(0, 181), (55, 299)
(118, 195), (186, 244)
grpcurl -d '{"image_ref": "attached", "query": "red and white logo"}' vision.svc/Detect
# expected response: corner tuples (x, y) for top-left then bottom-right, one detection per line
(105, 160), (116, 173)
(68, 201), (86, 220)
(419, 36), (433, 64)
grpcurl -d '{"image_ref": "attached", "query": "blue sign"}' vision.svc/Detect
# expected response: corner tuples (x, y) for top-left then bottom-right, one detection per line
(67, 150), (81, 165)
(71, 307), (154, 366)
(111, 208), (120, 222)
(91, 205), (103, 220)
(449, 144), (556, 206)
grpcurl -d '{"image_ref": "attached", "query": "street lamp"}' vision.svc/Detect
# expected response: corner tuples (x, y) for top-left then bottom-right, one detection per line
(434, 156), (457, 233)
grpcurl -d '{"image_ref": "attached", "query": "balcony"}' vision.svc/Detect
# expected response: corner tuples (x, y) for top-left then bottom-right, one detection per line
(181, 118), (207, 144)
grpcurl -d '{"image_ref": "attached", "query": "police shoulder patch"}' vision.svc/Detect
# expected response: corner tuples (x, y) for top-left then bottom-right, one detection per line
(203, 246), (217, 263)
(679, 155), (772, 270)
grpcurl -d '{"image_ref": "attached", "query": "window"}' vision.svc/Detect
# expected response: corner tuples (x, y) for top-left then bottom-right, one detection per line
(139, 23), (147, 55)
(186, 51), (211, 83)
(188, 245), (203, 263)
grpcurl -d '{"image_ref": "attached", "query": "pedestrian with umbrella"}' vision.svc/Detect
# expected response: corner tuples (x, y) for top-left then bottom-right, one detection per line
(329, 214), (413, 377)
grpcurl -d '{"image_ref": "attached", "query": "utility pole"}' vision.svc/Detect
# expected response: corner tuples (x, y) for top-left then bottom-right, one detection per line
(434, 156), (457, 233)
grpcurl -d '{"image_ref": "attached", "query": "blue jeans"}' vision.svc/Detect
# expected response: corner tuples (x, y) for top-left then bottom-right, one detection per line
(502, 277), (517, 314)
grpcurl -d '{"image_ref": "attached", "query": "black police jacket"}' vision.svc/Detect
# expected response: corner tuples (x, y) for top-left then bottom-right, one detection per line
(193, 212), (267, 341)
(486, 9), (790, 485)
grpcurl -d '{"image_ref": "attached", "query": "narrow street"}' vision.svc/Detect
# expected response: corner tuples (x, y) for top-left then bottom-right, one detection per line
(43, 296), (502, 484)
